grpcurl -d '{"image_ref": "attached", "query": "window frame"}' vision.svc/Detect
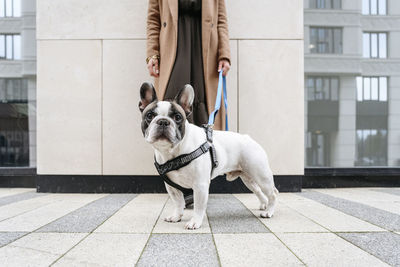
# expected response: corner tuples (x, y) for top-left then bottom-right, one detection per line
(363, 32), (388, 59)
(356, 76), (388, 102)
(0, 0), (21, 17)
(307, 76), (340, 101)
(310, 0), (342, 9)
(310, 27), (343, 54)
(0, 33), (21, 60)
(362, 0), (387, 15)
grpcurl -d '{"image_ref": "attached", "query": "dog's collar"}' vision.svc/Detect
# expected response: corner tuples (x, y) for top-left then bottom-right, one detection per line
(154, 124), (218, 195)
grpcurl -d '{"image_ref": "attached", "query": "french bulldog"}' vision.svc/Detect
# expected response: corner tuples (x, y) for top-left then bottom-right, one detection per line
(139, 82), (278, 230)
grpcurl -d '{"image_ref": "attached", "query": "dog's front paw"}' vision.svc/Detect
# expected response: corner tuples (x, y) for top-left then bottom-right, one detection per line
(164, 214), (183, 223)
(184, 218), (202, 230)
(259, 203), (267, 210)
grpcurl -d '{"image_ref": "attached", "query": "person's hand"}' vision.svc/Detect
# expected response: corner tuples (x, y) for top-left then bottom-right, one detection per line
(147, 58), (159, 78)
(218, 59), (230, 76)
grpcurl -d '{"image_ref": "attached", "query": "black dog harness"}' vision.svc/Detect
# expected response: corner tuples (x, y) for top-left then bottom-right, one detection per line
(154, 125), (218, 195)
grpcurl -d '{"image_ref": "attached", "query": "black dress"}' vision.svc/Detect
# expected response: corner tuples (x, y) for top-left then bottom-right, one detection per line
(163, 0), (208, 126)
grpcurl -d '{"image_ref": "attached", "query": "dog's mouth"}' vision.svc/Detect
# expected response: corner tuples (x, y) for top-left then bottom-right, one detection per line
(152, 127), (175, 143)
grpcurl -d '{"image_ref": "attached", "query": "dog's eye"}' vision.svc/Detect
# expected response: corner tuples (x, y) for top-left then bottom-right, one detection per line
(174, 113), (182, 122)
(146, 112), (155, 121)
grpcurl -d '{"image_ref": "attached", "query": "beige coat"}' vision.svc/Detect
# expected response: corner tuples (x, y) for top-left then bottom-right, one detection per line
(146, 0), (231, 130)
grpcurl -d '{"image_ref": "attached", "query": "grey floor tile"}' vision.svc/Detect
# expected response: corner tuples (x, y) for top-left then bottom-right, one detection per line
(300, 191), (400, 231)
(0, 192), (46, 207)
(36, 194), (136, 233)
(374, 188), (400, 197)
(0, 232), (26, 247)
(136, 234), (219, 267)
(338, 232), (400, 267)
(207, 194), (269, 233)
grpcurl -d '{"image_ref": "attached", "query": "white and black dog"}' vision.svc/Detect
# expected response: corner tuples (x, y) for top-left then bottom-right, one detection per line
(139, 82), (278, 230)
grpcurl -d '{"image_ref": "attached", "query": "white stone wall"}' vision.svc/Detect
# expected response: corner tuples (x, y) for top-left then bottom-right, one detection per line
(37, 0), (304, 175)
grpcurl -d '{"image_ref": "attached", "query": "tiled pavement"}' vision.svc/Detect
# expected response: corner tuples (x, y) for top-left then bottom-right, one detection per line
(0, 188), (399, 266)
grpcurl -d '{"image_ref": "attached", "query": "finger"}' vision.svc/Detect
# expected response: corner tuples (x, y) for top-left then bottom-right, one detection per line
(148, 63), (156, 77)
(218, 61), (223, 72)
(147, 64), (154, 77)
(154, 59), (159, 75)
(223, 65), (229, 76)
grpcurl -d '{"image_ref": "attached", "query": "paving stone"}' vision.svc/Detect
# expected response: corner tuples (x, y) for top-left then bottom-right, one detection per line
(0, 194), (75, 222)
(95, 194), (167, 233)
(0, 188), (35, 198)
(300, 190), (400, 231)
(280, 194), (384, 232)
(0, 191), (45, 208)
(277, 233), (388, 266)
(338, 232), (400, 267)
(373, 188), (400, 197)
(0, 194), (106, 232)
(0, 232), (26, 247)
(214, 233), (303, 266)
(136, 234), (219, 267)
(0, 245), (60, 267)
(234, 194), (328, 233)
(153, 198), (211, 233)
(37, 194), (136, 233)
(207, 194), (269, 233)
(53, 233), (149, 266)
(314, 188), (400, 215)
(10, 233), (87, 255)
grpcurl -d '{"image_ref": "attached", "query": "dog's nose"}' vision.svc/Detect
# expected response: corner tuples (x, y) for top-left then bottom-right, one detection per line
(157, 119), (170, 127)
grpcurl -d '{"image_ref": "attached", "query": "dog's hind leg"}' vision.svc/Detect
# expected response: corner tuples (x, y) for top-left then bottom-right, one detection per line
(256, 174), (278, 218)
(240, 175), (269, 210)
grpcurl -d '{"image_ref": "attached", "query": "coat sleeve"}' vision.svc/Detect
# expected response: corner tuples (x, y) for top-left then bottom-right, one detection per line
(217, 0), (231, 64)
(146, 0), (161, 59)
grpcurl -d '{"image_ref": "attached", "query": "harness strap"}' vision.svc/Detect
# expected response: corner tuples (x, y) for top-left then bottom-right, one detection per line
(154, 125), (218, 195)
(154, 141), (212, 176)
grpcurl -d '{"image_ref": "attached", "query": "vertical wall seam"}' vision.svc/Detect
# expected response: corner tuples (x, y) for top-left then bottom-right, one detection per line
(101, 39), (104, 175)
(237, 39), (240, 132)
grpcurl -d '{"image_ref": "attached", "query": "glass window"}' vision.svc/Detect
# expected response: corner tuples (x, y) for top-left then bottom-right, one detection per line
(370, 0), (378, 14)
(378, 0), (386, 15)
(307, 77), (340, 101)
(362, 0), (369, 14)
(371, 77), (379, 100)
(379, 33), (387, 58)
(0, 34), (21, 60)
(356, 129), (387, 166)
(310, 27), (342, 54)
(0, 78), (30, 167)
(363, 33), (370, 58)
(364, 77), (371, 100)
(356, 77), (363, 101)
(371, 33), (378, 58)
(310, 0), (341, 9)
(0, 0), (20, 17)
(0, 78), (28, 103)
(330, 78), (339, 100)
(0, 35), (4, 58)
(13, 0), (20, 17)
(357, 76), (388, 102)
(379, 77), (387, 101)
(363, 32), (387, 58)
(362, 0), (387, 15)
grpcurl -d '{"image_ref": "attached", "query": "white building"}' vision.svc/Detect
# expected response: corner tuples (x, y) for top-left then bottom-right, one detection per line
(304, 0), (400, 167)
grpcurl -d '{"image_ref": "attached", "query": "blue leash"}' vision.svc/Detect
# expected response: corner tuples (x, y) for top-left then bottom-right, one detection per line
(207, 70), (228, 130)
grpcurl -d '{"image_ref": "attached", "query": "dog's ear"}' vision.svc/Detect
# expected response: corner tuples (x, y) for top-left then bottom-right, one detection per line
(139, 82), (157, 112)
(174, 84), (194, 116)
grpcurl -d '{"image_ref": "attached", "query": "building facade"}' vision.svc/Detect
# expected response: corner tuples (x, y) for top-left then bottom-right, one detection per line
(304, 0), (400, 167)
(0, 0), (36, 168)
(35, 0), (304, 183)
